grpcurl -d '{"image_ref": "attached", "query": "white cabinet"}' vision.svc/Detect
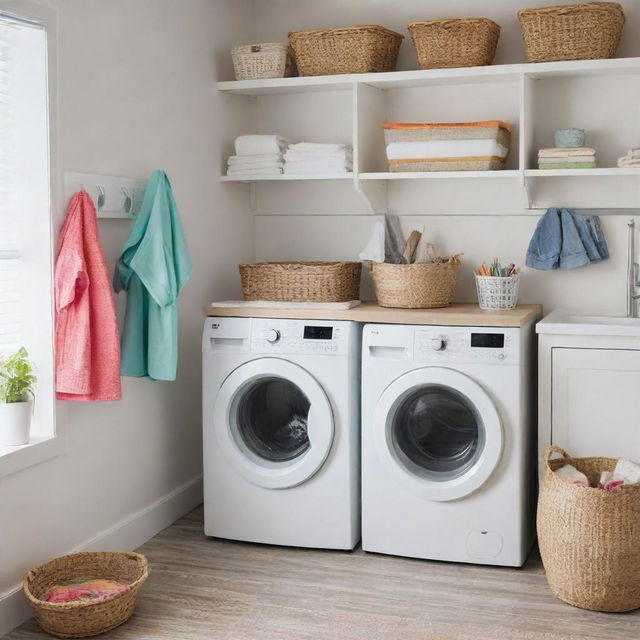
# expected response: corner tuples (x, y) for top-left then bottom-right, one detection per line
(551, 347), (640, 458)
(538, 312), (640, 470)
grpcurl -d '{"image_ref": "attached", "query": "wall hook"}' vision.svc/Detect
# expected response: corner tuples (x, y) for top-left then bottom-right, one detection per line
(121, 187), (132, 214)
(97, 185), (106, 210)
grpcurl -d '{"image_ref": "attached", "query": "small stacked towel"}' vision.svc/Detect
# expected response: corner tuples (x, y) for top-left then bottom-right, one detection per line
(284, 142), (352, 175)
(227, 135), (288, 177)
(538, 147), (597, 169)
(617, 148), (640, 168)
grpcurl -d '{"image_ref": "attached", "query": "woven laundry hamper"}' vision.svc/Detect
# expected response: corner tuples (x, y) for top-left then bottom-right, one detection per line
(518, 2), (625, 63)
(239, 261), (361, 303)
(23, 552), (149, 638)
(371, 257), (461, 309)
(408, 18), (500, 69)
(537, 446), (640, 612)
(289, 25), (403, 76)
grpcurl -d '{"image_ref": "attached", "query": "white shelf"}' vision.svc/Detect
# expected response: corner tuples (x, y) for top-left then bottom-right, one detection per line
(218, 57), (640, 95)
(359, 171), (520, 180)
(525, 168), (640, 177)
(221, 173), (353, 182)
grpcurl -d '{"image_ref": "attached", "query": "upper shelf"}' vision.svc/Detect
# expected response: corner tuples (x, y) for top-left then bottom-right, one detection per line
(217, 57), (640, 95)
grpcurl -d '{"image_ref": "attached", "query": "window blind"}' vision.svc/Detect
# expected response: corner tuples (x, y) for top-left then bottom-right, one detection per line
(0, 19), (21, 355)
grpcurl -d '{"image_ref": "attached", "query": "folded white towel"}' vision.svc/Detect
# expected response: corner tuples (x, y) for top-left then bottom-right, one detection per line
(284, 159), (352, 169)
(284, 165), (352, 175)
(538, 147), (596, 158)
(618, 156), (640, 168)
(227, 167), (283, 177)
(284, 150), (352, 161)
(555, 464), (589, 487)
(288, 142), (347, 152)
(234, 135), (288, 156)
(228, 154), (283, 164)
(539, 156), (597, 164)
(627, 148), (640, 159)
(385, 139), (509, 161)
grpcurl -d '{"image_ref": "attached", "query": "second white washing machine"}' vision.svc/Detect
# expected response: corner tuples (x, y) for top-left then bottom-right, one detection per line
(361, 321), (536, 567)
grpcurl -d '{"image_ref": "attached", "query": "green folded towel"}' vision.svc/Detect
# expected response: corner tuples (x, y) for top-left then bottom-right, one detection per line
(537, 161), (597, 170)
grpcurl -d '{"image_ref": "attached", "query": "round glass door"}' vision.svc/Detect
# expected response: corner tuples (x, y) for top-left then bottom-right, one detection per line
(213, 358), (334, 489)
(373, 367), (503, 501)
(237, 377), (311, 462)
(393, 385), (485, 481)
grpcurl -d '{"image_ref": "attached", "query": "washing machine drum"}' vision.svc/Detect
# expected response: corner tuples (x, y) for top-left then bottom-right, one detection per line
(213, 358), (334, 489)
(374, 367), (503, 501)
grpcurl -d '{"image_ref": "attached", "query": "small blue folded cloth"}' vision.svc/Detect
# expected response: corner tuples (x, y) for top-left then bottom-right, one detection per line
(526, 208), (609, 270)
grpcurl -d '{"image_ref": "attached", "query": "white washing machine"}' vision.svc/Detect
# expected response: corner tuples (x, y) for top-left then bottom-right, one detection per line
(361, 322), (536, 567)
(202, 316), (361, 550)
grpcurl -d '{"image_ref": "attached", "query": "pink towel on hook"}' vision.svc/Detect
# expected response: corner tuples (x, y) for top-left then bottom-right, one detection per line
(55, 191), (122, 401)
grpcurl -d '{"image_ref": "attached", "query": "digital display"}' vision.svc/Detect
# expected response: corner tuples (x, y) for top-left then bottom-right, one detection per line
(471, 333), (505, 348)
(304, 326), (333, 340)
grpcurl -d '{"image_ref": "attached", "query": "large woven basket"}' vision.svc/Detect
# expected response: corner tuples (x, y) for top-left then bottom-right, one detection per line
(537, 446), (640, 612)
(240, 261), (361, 302)
(289, 25), (403, 76)
(231, 42), (296, 80)
(23, 552), (149, 638)
(408, 19), (500, 69)
(372, 258), (461, 309)
(518, 2), (625, 63)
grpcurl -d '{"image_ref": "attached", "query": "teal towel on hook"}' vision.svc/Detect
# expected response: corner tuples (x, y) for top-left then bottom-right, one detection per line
(113, 170), (193, 381)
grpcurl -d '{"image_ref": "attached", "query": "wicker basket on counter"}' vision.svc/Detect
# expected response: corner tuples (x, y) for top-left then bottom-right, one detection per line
(537, 446), (640, 612)
(288, 25), (403, 76)
(371, 257), (461, 309)
(231, 42), (296, 80)
(408, 18), (500, 69)
(23, 552), (149, 638)
(518, 2), (625, 63)
(240, 261), (361, 302)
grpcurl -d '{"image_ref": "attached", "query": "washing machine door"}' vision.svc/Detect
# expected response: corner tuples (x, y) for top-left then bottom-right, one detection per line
(373, 367), (503, 501)
(213, 357), (334, 489)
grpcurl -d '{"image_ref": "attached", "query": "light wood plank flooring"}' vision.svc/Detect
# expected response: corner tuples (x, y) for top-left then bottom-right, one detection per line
(6, 506), (639, 640)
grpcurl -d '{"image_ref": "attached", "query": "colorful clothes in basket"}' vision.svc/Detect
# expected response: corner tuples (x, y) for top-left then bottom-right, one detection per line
(44, 579), (130, 603)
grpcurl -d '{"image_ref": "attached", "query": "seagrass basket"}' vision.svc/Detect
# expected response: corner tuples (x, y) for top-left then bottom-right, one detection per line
(537, 446), (640, 612)
(372, 257), (461, 309)
(518, 2), (625, 63)
(240, 261), (361, 302)
(23, 552), (149, 638)
(289, 25), (403, 76)
(408, 18), (500, 69)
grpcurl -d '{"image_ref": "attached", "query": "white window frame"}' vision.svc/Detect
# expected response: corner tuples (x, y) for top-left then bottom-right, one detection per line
(0, 0), (64, 478)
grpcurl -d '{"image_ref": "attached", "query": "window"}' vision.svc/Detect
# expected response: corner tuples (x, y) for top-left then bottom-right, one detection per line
(0, 7), (57, 463)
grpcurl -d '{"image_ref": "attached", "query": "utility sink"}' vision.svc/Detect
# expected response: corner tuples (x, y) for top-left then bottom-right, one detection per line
(537, 309), (640, 337)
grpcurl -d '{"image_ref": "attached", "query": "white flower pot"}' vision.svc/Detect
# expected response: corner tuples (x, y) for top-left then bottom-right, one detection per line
(0, 400), (32, 446)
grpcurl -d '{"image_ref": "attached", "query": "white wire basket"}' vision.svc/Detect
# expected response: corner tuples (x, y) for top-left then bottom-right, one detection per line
(475, 273), (520, 310)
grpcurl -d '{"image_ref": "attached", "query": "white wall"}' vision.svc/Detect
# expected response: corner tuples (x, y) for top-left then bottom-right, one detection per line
(252, 0), (640, 316)
(0, 0), (254, 633)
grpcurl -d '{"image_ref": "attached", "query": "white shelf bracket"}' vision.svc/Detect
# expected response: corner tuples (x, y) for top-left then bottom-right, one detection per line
(353, 176), (387, 214)
(520, 174), (533, 209)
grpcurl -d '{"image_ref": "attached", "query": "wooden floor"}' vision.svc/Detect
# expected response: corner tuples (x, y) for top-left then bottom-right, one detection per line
(6, 506), (639, 640)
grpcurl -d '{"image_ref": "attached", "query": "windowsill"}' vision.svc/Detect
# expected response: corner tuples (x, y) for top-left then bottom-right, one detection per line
(0, 434), (66, 480)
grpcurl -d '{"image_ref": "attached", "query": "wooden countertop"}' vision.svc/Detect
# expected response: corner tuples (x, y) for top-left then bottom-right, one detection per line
(204, 302), (543, 328)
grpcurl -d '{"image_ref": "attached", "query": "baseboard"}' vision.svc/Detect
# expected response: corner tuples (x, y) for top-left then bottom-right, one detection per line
(0, 474), (203, 637)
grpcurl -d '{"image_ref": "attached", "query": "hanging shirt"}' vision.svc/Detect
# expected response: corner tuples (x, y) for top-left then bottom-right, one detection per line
(113, 170), (192, 381)
(55, 191), (122, 401)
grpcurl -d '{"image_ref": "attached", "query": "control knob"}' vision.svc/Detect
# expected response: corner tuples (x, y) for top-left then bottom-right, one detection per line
(430, 337), (446, 351)
(265, 329), (281, 344)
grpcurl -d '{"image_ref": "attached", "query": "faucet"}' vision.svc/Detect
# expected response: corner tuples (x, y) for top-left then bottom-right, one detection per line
(627, 220), (640, 317)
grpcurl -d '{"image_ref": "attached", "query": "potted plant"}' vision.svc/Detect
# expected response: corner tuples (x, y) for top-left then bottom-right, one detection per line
(0, 347), (36, 446)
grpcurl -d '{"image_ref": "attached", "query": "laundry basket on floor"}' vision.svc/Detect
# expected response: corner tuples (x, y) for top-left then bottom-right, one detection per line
(537, 446), (640, 612)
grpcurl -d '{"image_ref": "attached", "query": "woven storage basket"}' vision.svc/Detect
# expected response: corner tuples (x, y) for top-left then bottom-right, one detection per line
(23, 552), (149, 638)
(408, 18), (500, 69)
(231, 42), (296, 80)
(289, 25), (403, 76)
(537, 446), (640, 612)
(518, 2), (625, 63)
(239, 261), (361, 303)
(372, 258), (461, 309)
(475, 274), (519, 310)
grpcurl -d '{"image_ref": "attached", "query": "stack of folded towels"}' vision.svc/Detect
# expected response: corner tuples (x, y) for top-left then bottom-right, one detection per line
(617, 148), (640, 168)
(537, 146), (597, 169)
(227, 135), (288, 177)
(284, 142), (352, 175)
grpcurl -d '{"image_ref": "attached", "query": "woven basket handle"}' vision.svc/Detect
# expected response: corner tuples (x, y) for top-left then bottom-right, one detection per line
(544, 445), (569, 469)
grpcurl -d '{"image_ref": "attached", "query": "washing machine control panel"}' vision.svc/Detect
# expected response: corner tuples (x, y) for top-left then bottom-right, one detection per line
(250, 318), (351, 355)
(414, 327), (520, 364)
